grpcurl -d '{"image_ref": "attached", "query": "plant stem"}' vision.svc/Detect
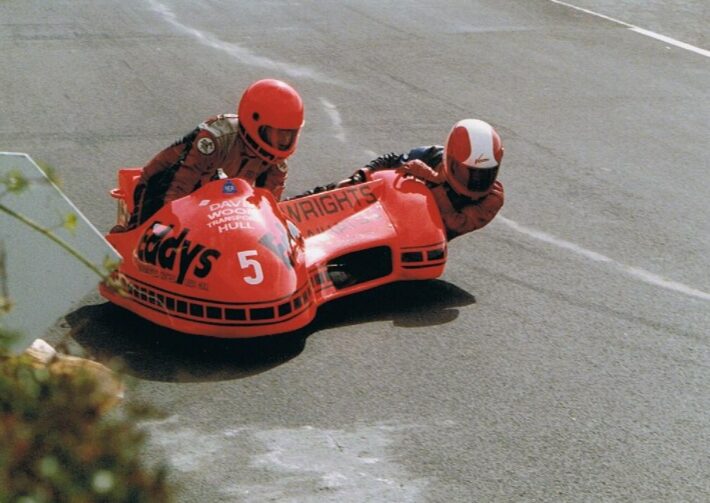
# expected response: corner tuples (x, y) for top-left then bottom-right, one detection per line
(0, 203), (107, 280)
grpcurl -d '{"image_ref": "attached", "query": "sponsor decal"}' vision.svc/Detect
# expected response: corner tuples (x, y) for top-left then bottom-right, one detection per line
(283, 185), (377, 225)
(206, 199), (256, 233)
(197, 137), (215, 155)
(223, 180), (237, 194)
(198, 199), (211, 207)
(136, 221), (221, 284)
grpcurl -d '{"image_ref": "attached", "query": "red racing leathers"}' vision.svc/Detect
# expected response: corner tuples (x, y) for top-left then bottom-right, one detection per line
(296, 145), (503, 241)
(127, 114), (287, 228)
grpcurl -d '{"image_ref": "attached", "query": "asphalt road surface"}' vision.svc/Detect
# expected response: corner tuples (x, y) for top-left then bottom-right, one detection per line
(1, 1), (708, 501)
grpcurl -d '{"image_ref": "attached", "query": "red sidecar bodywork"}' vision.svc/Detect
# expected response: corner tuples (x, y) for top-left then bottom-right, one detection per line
(100, 169), (447, 337)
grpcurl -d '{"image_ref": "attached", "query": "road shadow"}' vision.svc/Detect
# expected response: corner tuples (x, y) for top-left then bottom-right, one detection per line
(66, 299), (306, 383)
(66, 280), (474, 383)
(310, 279), (475, 330)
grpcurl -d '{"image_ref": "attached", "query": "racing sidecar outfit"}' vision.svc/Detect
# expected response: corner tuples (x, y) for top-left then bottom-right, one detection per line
(298, 146), (504, 241)
(126, 114), (287, 228)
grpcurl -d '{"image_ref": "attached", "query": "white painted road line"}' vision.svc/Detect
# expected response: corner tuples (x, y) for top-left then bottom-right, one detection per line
(320, 98), (347, 143)
(549, 0), (710, 58)
(497, 216), (710, 302)
(147, 0), (343, 84)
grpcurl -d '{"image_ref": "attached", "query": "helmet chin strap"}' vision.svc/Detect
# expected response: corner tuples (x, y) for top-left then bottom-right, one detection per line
(238, 123), (277, 162)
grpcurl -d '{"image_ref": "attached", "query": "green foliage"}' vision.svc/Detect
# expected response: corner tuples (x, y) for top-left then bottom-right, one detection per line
(0, 327), (20, 349)
(0, 162), (173, 501)
(0, 352), (172, 502)
(0, 242), (11, 315)
(0, 168), (116, 288)
(0, 162), (60, 194)
(35, 160), (61, 187)
(1, 169), (29, 194)
(62, 212), (78, 234)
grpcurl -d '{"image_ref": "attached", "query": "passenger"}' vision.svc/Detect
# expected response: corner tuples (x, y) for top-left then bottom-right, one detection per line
(291, 118), (504, 241)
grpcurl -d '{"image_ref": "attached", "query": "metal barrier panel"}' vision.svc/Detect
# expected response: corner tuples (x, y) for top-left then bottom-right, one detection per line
(0, 152), (119, 352)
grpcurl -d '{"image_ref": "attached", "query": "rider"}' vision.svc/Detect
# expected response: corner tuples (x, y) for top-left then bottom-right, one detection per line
(112, 78), (304, 232)
(292, 118), (504, 241)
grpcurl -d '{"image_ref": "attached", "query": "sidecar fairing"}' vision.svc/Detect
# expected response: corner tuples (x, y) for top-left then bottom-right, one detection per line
(102, 174), (314, 337)
(102, 169), (446, 338)
(278, 170), (447, 307)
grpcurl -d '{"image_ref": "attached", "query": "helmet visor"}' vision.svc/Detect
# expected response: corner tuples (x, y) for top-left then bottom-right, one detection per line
(258, 125), (298, 152)
(449, 159), (499, 193)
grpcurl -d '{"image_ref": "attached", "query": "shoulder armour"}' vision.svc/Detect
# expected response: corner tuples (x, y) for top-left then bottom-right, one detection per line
(199, 114), (240, 139)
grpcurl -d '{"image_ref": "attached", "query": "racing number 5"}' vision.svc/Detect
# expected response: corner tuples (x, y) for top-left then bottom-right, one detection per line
(237, 250), (264, 285)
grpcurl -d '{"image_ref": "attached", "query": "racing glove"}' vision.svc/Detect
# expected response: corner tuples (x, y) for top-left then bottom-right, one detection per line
(397, 159), (446, 184)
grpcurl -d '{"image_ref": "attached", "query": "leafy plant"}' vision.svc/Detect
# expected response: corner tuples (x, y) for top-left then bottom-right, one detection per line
(0, 163), (172, 502)
(0, 167), (117, 287)
(0, 350), (172, 502)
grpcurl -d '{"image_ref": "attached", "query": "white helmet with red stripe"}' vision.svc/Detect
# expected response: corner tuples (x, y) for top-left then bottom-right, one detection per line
(443, 119), (503, 199)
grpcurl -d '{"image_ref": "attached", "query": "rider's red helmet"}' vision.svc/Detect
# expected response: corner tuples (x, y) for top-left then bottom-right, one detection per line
(237, 79), (304, 162)
(443, 119), (503, 199)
